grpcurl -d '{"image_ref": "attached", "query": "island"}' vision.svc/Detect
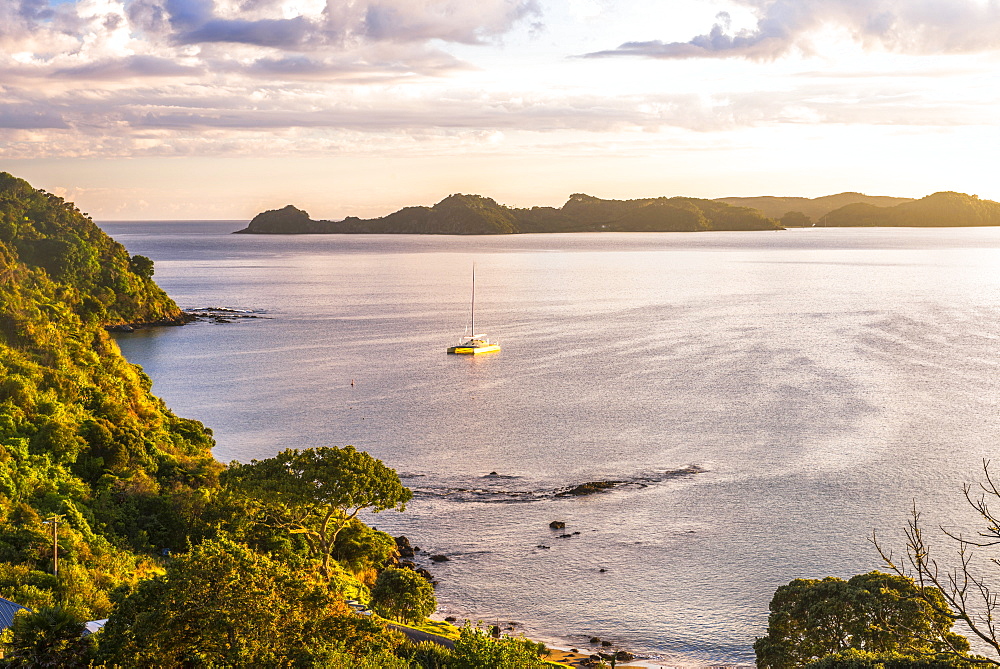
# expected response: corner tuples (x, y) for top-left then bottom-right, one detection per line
(235, 193), (782, 234)
(237, 190), (1000, 234)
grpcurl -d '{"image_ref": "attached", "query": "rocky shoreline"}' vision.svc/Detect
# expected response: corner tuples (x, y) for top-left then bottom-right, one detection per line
(106, 307), (265, 332)
(390, 528), (649, 667)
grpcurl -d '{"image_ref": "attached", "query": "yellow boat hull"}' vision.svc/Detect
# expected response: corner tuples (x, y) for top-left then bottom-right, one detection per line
(448, 345), (501, 354)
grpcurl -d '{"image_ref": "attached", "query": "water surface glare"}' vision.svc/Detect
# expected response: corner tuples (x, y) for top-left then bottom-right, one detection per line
(100, 223), (1000, 663)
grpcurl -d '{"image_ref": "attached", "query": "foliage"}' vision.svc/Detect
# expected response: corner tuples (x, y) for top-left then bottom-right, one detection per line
(0, 172), (219, 621)
(804, 649), (981, 669)
(223, 445), (412, 579)
(96, 536), (403, 666)
(780, 211), (812, 227)
(2, 605), (93, 667)
(370, 566), (437, 624)
(822, 192), (1000, 227)
(240, 192), (782, 234)
(332, 518), (398, 576)
(395, 640), (455, 668)
(755, 571), (970, 669)
(449, 625), (551, 669)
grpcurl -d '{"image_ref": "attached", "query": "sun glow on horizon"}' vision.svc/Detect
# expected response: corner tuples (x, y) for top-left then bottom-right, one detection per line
(4, 0), (1000, 218)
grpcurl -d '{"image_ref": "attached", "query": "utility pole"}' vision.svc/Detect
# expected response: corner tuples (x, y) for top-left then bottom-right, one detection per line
(44, 514), (63, 577)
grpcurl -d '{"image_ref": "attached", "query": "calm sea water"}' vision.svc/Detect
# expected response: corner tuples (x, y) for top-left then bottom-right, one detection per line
(99, 222), (1000, 664)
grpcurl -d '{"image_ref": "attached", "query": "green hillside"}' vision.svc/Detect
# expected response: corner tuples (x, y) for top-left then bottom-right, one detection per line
(716, 193), (914, 224)
(0, 172), (220, 621)
(821, 191), (1000, 227)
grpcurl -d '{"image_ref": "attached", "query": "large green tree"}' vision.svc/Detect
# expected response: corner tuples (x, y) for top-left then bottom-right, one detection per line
(3, 606), (93, 667)
(223, 446), (412, 579)
(755, 571), (969, 669)
(370, 566), (437, 624)
(97, 536), (402, 666)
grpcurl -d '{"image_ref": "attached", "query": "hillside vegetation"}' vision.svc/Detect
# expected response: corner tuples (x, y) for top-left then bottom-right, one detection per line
(716, 193), (914, 224)
(237, 192), (781, 234)
(243, 191), (999, 234)
(821, 191), (1000, 227)
(0, 172), (221, 620)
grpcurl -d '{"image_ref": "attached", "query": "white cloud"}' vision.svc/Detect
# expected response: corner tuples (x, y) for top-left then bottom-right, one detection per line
(587, 0), (1000, 59)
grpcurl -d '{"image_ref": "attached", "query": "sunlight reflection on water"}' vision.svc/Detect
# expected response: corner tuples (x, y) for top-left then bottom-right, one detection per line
(102, 223), (1000, 663)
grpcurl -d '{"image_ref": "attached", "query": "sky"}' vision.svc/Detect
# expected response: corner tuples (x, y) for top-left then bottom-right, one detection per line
(2, 0), (1000, 220)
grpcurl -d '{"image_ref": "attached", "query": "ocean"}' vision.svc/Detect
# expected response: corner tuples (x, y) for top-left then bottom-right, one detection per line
(99, 221), (1000, 664)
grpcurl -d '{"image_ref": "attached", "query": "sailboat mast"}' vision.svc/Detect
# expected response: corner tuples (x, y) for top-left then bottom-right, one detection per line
(471, 264), (475, 335)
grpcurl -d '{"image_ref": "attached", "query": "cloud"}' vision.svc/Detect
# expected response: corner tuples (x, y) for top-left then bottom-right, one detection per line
(242, 48), (467, 81)
(122, 0), (541, 48)
(51, 55), (201, 79)
(179, 16), (313, 48)
(356, 0), (542, 44)
(586, 0), (1000, 60)
(0, 104), (68, 129)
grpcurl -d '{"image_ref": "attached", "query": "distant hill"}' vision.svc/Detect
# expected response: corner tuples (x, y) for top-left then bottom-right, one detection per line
(715, 193), (914, 225)
(236, 193), (781, 235)
(821, 192), (1000, 227)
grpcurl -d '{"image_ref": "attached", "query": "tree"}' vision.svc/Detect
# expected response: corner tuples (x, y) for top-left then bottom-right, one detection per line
(128, 255), (154, 279)
(332, 518), (398, 575)
(875, 461), (1000, 663)
(3, 605), (93, 667)
(370, 566), (437, 624)
(805, 649), (978, 669)
(780, 211), (812, 227)
(450, 625), (550, 669)
(754, 571), (969, 669)
(223, 446), (412, 579)
(96, 536), (402, 666)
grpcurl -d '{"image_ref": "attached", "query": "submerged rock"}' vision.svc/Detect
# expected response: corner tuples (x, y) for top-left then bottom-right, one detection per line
(558, 481), (622, 496)
(549, 520), (566, 529)
(430, 554), (450, 562)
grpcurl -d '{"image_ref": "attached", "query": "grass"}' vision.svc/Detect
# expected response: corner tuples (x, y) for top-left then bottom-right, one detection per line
(381, 616), (462, 640)
(383, 616), (576, 667)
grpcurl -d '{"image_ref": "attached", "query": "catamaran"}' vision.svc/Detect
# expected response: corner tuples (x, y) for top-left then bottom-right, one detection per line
(447, 266), (500, 355)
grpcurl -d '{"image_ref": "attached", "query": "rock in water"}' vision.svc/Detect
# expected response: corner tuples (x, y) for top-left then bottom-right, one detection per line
(395, 535), (415, 559)
(558, 481), (621, 496)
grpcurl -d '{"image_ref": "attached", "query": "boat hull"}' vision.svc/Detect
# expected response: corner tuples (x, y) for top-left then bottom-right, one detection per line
(448, 344), (501, 354)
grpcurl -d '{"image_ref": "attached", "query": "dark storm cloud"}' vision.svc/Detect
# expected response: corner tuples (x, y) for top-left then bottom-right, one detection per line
(586, 0), (1000, 60)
